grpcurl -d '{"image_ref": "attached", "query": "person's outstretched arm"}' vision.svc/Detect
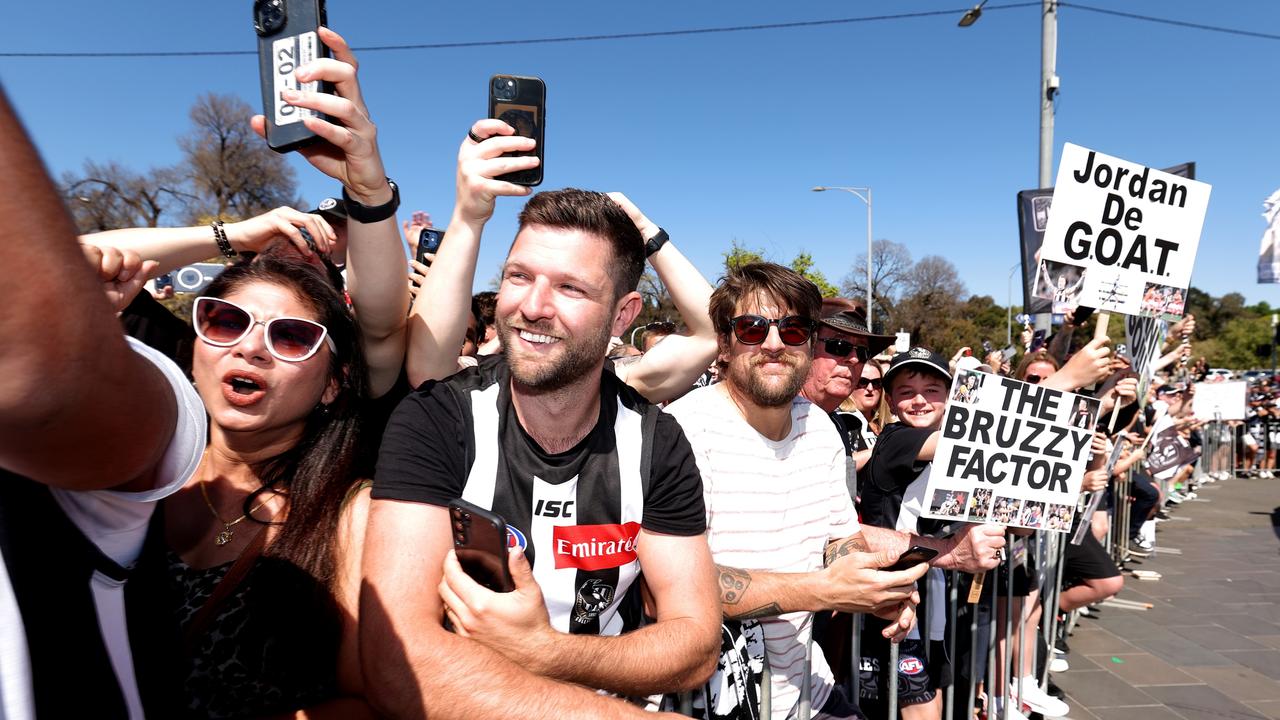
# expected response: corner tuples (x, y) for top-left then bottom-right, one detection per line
(251, 27), (409, 397)
(0, 90), (176, 489)
(82, 206), (339, 276)
(404, 119), (536, 387)
(606, 194), (717, 403)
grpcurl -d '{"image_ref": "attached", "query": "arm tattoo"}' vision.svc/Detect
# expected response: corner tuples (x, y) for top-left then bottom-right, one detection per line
(731, 602), (783, 620)
(823, 533), (869, 567)
(717, 566), (752, 605)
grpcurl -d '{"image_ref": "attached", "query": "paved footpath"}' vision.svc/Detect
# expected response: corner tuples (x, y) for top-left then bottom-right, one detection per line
(1053, 474), (1280, 720)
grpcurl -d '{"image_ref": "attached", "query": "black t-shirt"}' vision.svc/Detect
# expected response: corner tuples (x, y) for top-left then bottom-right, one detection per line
(374, 357), (704, 536)
(860, 422), (945, 535)
(374, 356), (704, 635)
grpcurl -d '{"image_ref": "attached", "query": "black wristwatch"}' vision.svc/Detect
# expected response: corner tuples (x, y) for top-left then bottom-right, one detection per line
(644, 228), (670, 258)
(342, 179), (400, 224)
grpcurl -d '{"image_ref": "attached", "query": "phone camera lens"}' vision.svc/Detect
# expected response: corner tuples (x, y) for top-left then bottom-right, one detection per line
(254, 0), (287, 35)
(493, 77), (518, 101)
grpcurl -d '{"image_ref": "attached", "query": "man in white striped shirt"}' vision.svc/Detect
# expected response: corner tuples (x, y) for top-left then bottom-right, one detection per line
(667, 263), (1005, 720)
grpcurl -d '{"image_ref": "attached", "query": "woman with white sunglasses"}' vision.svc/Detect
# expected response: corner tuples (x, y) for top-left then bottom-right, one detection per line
(148, 249), (374, 718)
(82, 28), (396, 719)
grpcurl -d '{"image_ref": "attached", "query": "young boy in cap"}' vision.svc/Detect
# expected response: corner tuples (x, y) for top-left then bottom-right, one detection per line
(858, 347), (954, 720)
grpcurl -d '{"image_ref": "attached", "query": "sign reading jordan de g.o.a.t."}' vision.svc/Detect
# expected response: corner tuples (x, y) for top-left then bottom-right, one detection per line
(920, 370), (1099, 533)
(1036, 143), (1211, 321)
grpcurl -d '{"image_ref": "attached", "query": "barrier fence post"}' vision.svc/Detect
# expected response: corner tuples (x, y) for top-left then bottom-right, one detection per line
(945, 571), (958, 718)
(846, 613), (861, 704)
(1042, 532), (1068, 690)
(887, 639), (900, 719)
(966, 573), (981, 720)
(1002, 536), (1014, 719)
(987, 576), (998, 719)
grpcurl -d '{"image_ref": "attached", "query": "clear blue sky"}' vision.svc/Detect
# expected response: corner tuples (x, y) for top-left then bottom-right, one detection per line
(2, 1), (1276, 314)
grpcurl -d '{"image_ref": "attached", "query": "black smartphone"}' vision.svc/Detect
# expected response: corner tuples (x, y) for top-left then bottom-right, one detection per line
(416, 228), (445, 266)
(488, 74), (545, 187)
(1030, 329), (1048, 352)
(981, 340), (994, 355)
(255, 0), (331, 153)
(448, 499), (516, 593)
(883, 545), (939, 572)
(1072, 305), (1097, 326)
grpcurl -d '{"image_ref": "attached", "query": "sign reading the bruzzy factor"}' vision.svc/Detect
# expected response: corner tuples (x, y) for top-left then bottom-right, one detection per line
(921, 370), (1098, 533)
(1034, 143), (1211, 320)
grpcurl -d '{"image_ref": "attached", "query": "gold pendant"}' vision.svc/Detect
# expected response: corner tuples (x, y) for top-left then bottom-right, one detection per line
(215, 528), (234, 546)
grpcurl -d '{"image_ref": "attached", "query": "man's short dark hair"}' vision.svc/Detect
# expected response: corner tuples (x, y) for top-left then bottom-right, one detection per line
(708, 262), (822, 338)
(516, 189), (644, 301)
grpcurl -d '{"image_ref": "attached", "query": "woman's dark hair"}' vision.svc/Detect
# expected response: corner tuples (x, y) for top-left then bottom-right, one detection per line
(199, 250), (370, 589)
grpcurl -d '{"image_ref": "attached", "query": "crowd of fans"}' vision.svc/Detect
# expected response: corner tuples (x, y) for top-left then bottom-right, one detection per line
(0, 27), (1245, 720)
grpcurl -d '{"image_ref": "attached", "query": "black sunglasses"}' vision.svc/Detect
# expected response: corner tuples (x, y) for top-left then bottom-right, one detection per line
(1025, 374), (1044, 384)
(818, 336), (870, 362)
(855, 376), (883, 390)
(730, 314), (816, 346)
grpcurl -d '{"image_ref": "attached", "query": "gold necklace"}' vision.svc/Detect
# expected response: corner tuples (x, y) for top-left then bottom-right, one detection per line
(198, 481), (272, 547)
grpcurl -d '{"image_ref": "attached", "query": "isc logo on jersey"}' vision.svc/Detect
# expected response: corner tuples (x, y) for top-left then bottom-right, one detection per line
(534, 499), (575, 519)
(505, 525), (527, 551)
(552, 522), (641, 571)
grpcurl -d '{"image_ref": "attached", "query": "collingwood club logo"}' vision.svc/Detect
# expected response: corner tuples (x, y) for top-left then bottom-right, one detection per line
(573, 579), (616, 625)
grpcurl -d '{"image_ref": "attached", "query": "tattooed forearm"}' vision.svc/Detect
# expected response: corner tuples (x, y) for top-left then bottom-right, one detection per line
(717, 566), (752, 605)
(729, 602), (783, 620)
(823, 533), (870, 567)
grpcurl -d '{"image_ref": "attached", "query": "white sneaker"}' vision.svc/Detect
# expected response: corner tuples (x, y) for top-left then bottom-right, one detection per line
(1012, 677), (1070, 717)
(1050, 656), (1070, 673)
(992, 698), (1031, 720)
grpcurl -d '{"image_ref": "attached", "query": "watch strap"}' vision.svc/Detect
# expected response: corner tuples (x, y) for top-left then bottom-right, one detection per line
(342, 179), (400, 224)
(644, 228), (670, 258)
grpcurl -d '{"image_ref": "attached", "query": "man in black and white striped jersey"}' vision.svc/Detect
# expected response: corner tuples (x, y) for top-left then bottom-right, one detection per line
(363, 126), (720, 719)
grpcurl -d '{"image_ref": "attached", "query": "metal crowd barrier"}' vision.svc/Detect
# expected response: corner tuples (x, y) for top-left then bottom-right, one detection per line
(673, 510), (1131, 719)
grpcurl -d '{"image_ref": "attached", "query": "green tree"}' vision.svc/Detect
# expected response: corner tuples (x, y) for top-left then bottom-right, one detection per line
(790, 252), (840, 297)
(1197, 314), (1270, 369)
(721, 239), (765, 274)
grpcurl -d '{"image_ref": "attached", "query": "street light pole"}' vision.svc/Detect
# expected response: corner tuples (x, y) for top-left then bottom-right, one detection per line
(1039, 0), (1059, 189)
(812, 186), (874, 330)
(1007, 262), (1022, 346)
(961, 0), (1058, 333)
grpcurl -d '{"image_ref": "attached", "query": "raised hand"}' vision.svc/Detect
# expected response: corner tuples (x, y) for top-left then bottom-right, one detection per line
(455, 119), (538, 225)
(250, 27), (391, 205)
(224, 206), (336, 256)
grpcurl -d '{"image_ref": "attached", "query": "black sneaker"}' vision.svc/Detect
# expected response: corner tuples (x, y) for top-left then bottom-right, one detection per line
(1055, 635), (1071, 655)
(1046, 679), (1065, 700)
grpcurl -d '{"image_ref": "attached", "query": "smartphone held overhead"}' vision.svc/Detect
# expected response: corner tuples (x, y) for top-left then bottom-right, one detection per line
(416, 228), (445, 266)
(489, 74), (545, 187)
(255, 0), (331, 153)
